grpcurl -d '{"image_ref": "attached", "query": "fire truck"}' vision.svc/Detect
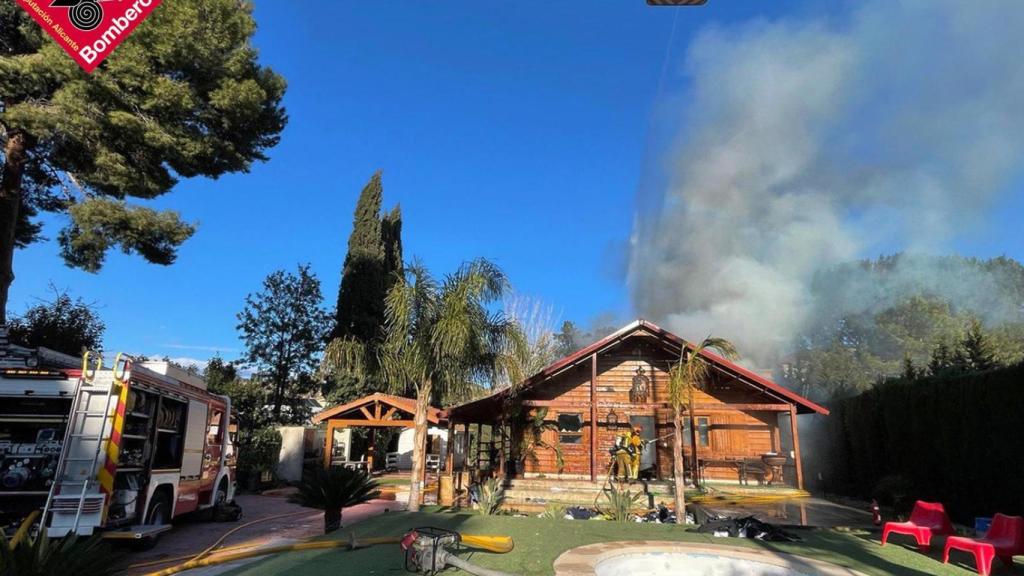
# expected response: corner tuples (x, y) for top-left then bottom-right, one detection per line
(0, 332), (81, 531)
(43, 353), (238, 542)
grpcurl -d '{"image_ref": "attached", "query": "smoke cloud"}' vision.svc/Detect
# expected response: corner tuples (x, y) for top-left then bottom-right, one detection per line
(630, 0), (1024, 367)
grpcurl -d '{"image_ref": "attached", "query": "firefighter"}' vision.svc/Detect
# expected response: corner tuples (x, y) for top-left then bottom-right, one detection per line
(629, 424), (644, 480)
(612, 428), (635, 482)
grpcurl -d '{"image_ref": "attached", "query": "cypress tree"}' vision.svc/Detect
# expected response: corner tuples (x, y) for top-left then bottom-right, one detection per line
(332, 173), (385, 341)
(325, 173), (404, 403)
(381, 205), (404, 292)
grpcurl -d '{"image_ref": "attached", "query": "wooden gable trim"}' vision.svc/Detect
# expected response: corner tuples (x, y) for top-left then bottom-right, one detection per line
(446, 319), (829, 420)
(313, 392), (443, 424)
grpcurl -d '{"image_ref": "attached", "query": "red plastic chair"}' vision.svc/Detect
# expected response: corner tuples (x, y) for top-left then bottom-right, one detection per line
(880, 500), (955, 551)
(943, 514), (1024, 576)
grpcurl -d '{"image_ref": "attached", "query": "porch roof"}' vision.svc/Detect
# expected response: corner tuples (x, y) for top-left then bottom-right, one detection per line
(312, 392), (444, 426)
(444, 319), (829, 421)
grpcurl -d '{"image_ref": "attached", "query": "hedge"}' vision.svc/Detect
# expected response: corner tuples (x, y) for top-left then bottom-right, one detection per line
(810, 361), (1024, 522)
(237, 426), (282, 489)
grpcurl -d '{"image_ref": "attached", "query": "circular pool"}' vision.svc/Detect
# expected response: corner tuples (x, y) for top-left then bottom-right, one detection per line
(553, 542), (864, 576)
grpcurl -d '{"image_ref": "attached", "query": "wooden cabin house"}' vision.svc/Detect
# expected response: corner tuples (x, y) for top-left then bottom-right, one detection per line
(444, 320), (828, 489)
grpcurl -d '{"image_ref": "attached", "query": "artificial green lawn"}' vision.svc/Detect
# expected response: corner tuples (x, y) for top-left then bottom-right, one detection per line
(222, 510), (993, 576)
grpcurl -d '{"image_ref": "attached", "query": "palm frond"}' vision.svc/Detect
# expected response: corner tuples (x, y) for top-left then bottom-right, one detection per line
(289, 466), (381, 511)
(667, 335), (740, 410)
(319, 336), (368, 381)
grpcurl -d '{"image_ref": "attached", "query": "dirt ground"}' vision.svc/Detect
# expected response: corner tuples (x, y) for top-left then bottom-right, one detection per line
(119, 492), (405, 576)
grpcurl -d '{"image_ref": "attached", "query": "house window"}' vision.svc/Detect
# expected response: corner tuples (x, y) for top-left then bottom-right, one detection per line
(683, 417), (711, 448)
(557, 413), (583, 444)
(697, 417), (710, 447)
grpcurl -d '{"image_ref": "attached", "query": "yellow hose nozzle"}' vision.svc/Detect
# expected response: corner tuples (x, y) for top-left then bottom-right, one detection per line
(461, 534), (515, 554)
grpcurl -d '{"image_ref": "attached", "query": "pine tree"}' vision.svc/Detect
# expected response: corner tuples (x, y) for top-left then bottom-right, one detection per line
(901, 353), (918, 381)
(0, 1), (286, 324)
(928, 340), (953, 376)
(960, 319), (999, 372)
(332, 173), (385, 341)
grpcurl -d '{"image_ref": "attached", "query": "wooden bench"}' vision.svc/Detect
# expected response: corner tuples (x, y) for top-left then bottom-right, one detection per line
(698, 457), (770, 485)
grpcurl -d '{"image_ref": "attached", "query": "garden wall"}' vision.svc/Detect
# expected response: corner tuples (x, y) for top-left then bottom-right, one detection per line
(805, 362), (1024, 521)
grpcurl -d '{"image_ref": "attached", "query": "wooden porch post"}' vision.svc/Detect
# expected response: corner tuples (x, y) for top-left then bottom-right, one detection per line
(497, 420), (506, 476)
(367, 427), (376, 471)
(460, 423), (470, 474)
(476, 423), (482, 469)
(444, 420), (455, 474)
(689, 389), (699, 485)
(789, 404), (804, 490)
(590, 353), (598, 482)
(323, 420), (335, 469)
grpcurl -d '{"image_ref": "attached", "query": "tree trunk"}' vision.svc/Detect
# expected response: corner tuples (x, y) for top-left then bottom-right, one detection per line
(407, 378), (432, 512)
(672, 405), (686, 523)
(324, 508), (341, 534)
(0, 131), (27, 326)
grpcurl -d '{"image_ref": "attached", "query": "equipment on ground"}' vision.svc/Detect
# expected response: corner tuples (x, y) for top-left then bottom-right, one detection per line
(697, 515), (801, 541)
(401, 527), (516, 576)
(41, 352), (238, 543)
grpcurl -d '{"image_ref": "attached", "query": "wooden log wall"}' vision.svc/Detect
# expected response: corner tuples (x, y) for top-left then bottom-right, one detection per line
(520, 335), (786, 482)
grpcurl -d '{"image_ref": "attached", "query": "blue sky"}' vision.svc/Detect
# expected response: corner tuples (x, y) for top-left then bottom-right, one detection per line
(9, 1), (1024, 366)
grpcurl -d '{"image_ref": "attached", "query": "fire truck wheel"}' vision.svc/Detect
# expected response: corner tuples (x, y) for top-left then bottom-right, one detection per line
(135, 491), (171, 549)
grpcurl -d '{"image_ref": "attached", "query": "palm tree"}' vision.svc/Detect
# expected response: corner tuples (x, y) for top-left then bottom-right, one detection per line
(322, 258), (526, 511)
(288, 467), (380, 533)
(667, 336), (738, 522)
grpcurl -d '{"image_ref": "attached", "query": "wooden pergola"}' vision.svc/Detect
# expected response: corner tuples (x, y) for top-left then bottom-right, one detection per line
(312, 392), (444, 470)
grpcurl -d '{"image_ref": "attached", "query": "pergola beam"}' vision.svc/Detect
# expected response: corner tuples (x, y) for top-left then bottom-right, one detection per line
(325, 419), (417, 428)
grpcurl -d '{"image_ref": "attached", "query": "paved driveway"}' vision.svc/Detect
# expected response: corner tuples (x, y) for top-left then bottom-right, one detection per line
(121, 493), (405, 576)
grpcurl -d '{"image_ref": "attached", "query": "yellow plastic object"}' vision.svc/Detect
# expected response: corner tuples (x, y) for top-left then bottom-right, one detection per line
(144, 537), (402, 576)
(10, 509), (39, 549)
(129, 509), (317, 570)
(81, 350), (102, 382)
(462, 534), (514, 553)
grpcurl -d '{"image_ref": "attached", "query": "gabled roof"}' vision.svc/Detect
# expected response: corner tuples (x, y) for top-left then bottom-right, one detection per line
(446, 319), (829, 417)
(312, 392), (443, 424)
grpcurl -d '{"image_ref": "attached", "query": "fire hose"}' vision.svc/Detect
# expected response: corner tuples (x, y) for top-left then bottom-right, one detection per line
(136, 517), (514, 576)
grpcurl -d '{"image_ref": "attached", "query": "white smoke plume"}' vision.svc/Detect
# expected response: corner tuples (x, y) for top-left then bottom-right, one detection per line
(630, 0), (1024, 368)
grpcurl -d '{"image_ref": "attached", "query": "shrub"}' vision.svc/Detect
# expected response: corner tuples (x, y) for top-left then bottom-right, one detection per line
(237, 426), (282, 490)
(0, 528), (122, 576)
(288, 466), (380, 533)
(476, 477), (505, 516)
(815, 361), (1024, 521)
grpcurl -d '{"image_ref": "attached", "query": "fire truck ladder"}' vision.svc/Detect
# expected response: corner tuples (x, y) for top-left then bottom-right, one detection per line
(41, 352), (119, 536)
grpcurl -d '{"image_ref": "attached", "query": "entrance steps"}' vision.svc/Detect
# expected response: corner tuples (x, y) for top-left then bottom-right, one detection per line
(501, 477), (677, 511)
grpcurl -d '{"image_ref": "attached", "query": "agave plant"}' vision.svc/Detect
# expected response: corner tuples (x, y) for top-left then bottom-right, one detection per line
(538, 503), (565, 520)
(289, 466), (381, 533)
(598, 483), (644, 523)
(476, 477), (506, 516)
(0, 527), (121, 576)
